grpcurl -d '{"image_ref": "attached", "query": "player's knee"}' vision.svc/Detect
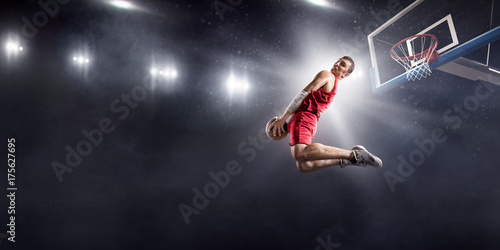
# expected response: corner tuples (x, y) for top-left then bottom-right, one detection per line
(294, 151), (308, 163)
(296, 161), (312, 173)
(291, 148), (303, 161)
(294, 152), (307, 162)
(293, 144), (320, 162)
(292, 150), (310, 172)
(296, 161), (305, 172)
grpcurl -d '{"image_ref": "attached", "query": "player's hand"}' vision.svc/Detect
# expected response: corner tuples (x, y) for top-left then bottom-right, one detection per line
(271, 116), (287, 137)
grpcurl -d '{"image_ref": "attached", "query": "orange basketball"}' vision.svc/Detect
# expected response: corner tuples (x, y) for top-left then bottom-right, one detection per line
(266, 117), (288, 141)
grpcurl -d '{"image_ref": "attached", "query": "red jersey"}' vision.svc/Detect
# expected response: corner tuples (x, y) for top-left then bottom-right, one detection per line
(295, 78), (338, 118)
(287, 74), (338, 145)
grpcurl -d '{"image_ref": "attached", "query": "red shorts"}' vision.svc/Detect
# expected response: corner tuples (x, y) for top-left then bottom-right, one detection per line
(287, 111), (318, 146)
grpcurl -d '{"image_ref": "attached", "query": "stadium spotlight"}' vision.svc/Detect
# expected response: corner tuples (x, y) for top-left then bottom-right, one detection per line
(5, 40), (23, 54)
(306, 0), (331, 7)
(305, 0), (342, 10)
(109, 1), (134, 9)
(107, 0), (145, 11)
(226, 74), (250, 95)
(162, 68), (178, 78)
(170, 69), (178, 78)
(72, 55), (90, 66)
(150, 65), (177, 79)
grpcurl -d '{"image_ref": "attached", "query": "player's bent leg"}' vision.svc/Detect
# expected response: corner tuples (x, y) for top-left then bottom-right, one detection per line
(290, 143), (383, 172)
(290, 143), (354, 173)
(291, 143), (354, 163)
(295, 159), (341, 173)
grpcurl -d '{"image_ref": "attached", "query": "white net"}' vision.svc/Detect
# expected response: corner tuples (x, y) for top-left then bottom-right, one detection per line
(390, 34), (438, 81)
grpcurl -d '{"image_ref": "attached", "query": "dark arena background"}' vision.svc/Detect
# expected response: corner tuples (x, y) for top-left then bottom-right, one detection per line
(1, 0), (500, 249)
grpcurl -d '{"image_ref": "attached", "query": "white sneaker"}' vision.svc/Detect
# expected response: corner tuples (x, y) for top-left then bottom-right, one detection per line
(352, 145), (383, 169)
(339, 159), (351, 168)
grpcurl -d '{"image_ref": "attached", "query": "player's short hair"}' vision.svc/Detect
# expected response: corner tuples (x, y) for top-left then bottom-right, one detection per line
(342, 56), (355, 74)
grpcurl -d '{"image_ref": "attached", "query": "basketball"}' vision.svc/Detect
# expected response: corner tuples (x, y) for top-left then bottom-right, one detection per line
(266, 117), (288, 141)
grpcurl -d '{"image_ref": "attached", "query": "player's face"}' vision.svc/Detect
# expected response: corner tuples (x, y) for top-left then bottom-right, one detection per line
(331, 58), (352, 79)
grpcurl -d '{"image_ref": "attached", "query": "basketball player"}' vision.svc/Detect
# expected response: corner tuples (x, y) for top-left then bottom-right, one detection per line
(270, 56), (383, 172)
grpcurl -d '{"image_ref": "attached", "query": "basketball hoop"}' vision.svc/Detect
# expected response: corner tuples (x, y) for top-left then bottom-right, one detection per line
(390, 34), (439, 81)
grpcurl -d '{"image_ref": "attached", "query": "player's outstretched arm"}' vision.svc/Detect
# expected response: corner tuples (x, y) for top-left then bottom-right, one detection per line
(271, 70), (333, 136)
